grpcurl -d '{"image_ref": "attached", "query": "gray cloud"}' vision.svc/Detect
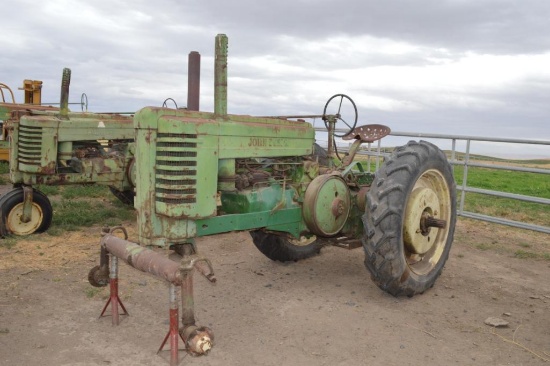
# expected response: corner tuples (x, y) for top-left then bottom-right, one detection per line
(1, 0), (549, 156)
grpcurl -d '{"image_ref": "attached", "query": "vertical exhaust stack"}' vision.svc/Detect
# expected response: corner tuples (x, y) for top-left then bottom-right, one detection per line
(214, 34), (228, 117)
(187, 51), (201, 111)
(59, 68), (71, 119)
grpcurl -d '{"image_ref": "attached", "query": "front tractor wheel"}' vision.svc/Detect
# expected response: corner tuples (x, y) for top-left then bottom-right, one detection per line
(0, 187), (53, 237)
(250, 230), (322, 262)
(363, 141), (457, 296)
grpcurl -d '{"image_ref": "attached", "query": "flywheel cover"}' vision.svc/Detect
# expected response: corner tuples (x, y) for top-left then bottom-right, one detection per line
(303, 174), (351, 236)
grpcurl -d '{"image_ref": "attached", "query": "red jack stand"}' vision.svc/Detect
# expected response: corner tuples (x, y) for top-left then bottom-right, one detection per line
(99, 255), (129, 325)
(157, 284), (184, 366)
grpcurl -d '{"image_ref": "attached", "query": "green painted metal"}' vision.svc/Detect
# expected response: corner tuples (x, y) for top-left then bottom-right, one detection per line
(302, 174), (351, 236)
(133, 106), (315, 246)
(217, 159), (235, 191)
(196, 207), (303, 237)
(220, 183), (296, 214)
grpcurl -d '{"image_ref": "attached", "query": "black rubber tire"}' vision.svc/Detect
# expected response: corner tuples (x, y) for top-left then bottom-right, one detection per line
(250, 230), (323, 262)
(363, 140), (457, 296)
(109, 186), (135, 206)
(0, 187), (53, 237)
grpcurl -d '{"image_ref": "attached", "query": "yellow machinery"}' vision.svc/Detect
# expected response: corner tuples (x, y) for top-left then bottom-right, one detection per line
(0, 79), (55, 162)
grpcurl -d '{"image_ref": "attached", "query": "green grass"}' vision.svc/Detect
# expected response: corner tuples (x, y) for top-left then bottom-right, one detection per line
(453, 166), (550, 198)
(453, 164), (550, 226)
(49, 186), (135, 232)
(59, 185), (109, 200)
(85, 287), (102, 298)
(0, 162), (9, 175)
(0, 162), (8, 185)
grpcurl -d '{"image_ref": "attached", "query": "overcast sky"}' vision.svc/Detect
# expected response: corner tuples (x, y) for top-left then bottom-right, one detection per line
(2, 0), (549, 157)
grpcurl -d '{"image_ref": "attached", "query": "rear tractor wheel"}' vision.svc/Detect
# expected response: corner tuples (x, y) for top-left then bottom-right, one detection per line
(363, 141), (457, 296)
(0, 187), (53, 237)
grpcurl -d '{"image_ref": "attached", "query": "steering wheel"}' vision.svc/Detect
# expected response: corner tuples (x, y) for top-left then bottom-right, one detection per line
(322, 94), (358, 137)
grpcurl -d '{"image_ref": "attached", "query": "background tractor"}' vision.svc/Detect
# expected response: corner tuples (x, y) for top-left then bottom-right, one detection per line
(0, 69), (135, 236)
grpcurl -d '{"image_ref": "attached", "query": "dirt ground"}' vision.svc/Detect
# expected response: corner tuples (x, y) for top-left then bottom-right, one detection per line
(0, 217), (549, 366)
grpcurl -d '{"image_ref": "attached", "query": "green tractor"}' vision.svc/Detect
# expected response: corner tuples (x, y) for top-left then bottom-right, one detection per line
(87, 35), (457, 361)
(0, 69), (135, 236)
(127, 34), (456, 297)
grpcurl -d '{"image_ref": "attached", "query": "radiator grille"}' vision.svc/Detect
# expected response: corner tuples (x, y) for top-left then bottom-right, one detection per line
(155, 133), (198, 205)
(17, 125), (42, 166)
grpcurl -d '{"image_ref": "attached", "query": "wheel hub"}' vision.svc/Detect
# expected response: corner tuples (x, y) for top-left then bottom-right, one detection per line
(288, 235), (317, 247)
(7, 202), (44, 236)
(403, 187), (444, 255)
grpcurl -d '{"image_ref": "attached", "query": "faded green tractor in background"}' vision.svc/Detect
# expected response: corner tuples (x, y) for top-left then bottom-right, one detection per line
(0, 69), (135, 237)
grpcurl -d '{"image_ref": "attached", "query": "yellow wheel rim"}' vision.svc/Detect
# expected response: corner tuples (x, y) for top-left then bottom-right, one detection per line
(288, 235), (317, 247)
(403, 169), (451, 276)
(6, 202), (44, 236)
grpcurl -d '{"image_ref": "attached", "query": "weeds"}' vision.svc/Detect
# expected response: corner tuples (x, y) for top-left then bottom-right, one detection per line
(475, 243), (492, 251)
(453, 164), (550, 227)
(50, 191), (135, 232)
(60, 185), (109, 200)
(514, 250), (540, 259)
(85, 287), (102, 298)
(0, 237), (17, 249)
(0, 162), (8, 174)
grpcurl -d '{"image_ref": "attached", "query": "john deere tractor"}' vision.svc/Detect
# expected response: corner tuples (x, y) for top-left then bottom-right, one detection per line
(0, 69), (135, 236)
(114, 34), (457, 297)
(86, 35), (457, 362)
